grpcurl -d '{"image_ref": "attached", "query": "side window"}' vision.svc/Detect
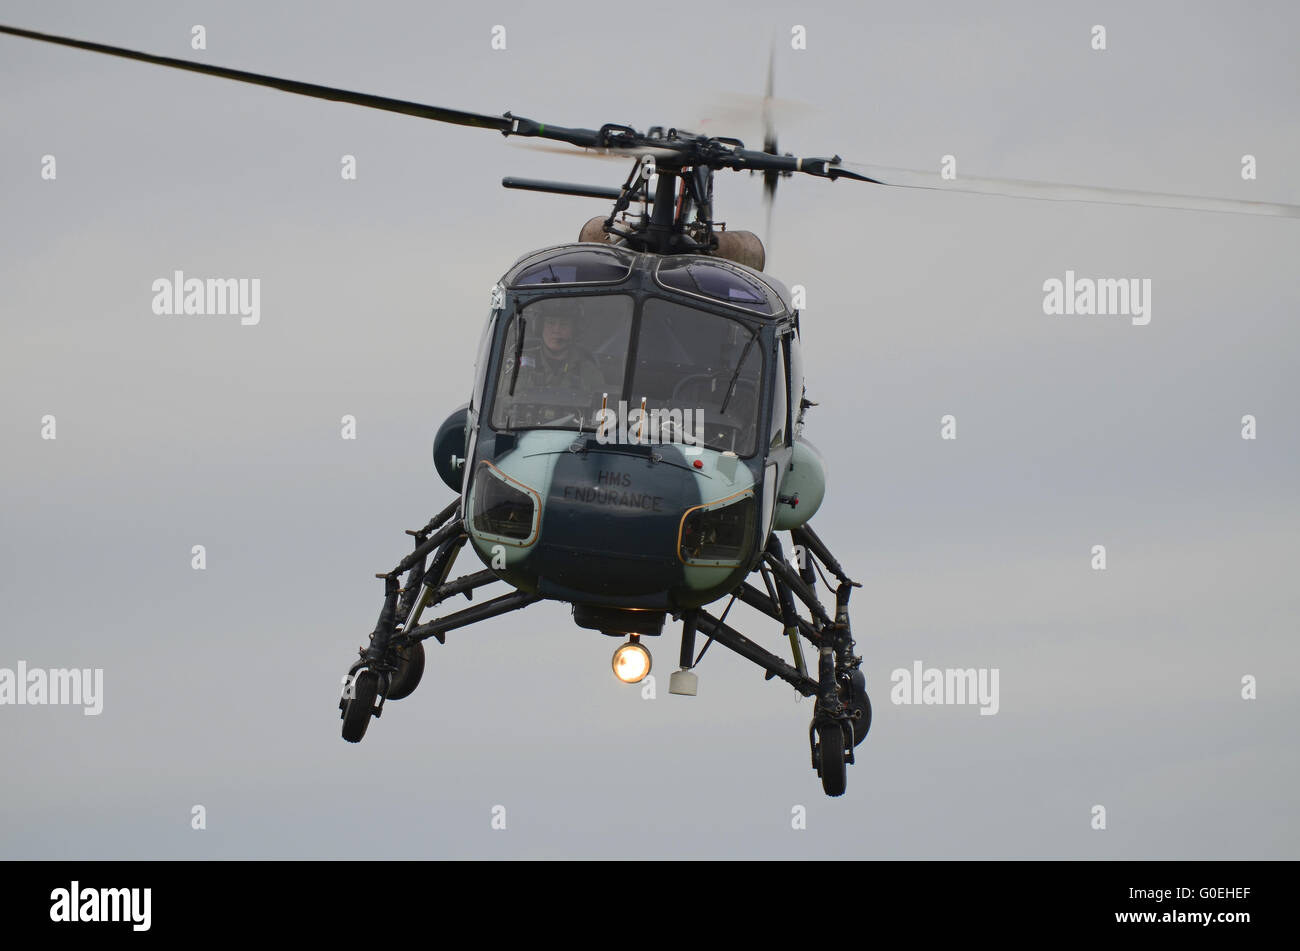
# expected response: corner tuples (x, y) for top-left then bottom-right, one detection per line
(470, 306), (499, 415)
(770, 335), (788, 449)
(786, 331), (805, 433)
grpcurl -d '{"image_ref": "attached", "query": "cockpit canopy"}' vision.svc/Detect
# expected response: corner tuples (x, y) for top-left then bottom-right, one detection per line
(503, 244), (789, 316)
(654, 257), (782, 316)
(487, 244), (793, 459)
(510, 246), (635, 287)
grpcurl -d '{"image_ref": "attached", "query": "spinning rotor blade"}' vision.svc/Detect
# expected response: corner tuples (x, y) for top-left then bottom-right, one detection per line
(761, 45), (779, 254)
(762, 47), (778, 154)
(693, 91), (814, 131)
(839, 161), (1300, 218)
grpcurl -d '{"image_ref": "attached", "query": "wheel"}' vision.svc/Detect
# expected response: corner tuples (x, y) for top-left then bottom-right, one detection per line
(845, 670), (872, 747)
(384, 641), (425, 701)
(848, 691), (872, 746)
(341, 670), (379, 743)
(816, 721), (847, 797)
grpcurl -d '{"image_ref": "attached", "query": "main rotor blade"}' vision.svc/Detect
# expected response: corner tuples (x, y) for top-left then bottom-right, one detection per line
(762, 43), (777, 155)
(0, 23), (511, 132)
(840, 161), (1300, 218)
(510, 141), (677, 161)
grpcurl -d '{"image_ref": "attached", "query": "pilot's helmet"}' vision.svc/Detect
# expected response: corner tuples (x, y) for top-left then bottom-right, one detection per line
(534, 300), (588, 347)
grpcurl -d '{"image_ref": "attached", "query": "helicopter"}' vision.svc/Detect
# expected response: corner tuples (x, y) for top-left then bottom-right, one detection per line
(3, 23), (1296, 799)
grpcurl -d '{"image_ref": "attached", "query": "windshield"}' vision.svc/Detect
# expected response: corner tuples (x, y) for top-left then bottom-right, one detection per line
(490, 295), (763, 456)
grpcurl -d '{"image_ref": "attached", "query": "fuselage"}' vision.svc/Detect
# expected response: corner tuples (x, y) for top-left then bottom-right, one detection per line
(449, 243), (825, 623)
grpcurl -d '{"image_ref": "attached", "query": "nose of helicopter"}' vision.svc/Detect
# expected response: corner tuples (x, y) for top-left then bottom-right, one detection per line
(467, 430), (759, 608)
(535, 446), (702, 597)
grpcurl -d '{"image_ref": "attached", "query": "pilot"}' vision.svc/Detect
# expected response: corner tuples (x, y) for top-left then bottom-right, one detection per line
(514, 310), (604, 395)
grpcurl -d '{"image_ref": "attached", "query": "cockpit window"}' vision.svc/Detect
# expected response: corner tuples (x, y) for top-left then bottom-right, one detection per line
(656, 258), (781, 315)
(512, 248), (633, 286)
(489, 294), (764, 457)
(635, 298), (762, 456)
(491, 295), (634, 431)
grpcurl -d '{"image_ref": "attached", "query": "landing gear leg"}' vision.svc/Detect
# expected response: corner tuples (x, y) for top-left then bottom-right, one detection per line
(810, 643), (852, 797)
(726, 526), (866, 797)
(339, 573), (399, 742)
(337, 502), (540, 744)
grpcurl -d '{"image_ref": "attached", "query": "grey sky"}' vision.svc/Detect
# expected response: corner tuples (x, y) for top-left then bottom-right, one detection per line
(1, 0), (1296, 858)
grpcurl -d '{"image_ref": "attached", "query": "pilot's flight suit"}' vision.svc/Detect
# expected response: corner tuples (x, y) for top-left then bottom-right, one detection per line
(512, 345), (604, 396)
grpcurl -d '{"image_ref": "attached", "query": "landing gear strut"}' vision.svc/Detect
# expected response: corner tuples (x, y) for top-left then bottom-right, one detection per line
(338, 499), (539, 744)
(684, 526), (868, 796)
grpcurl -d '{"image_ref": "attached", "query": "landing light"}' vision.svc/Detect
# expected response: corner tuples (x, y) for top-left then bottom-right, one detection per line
(611, 637), (652, 684)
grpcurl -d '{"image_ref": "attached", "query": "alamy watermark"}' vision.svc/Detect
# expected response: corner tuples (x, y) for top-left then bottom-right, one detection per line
(595, 399), (704, 449)
(1043, 270), (1151, 326)
(50, 882), (150, 931)
(890, 661), (999, 715)
(151, 270), (261, 325)
(0, 661), (103, 715)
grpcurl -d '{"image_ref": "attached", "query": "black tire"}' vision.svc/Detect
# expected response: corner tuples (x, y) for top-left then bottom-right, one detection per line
(385, 641), (425, 702)
(341, 670), (379, 743)
(817, 721), (847, 797)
